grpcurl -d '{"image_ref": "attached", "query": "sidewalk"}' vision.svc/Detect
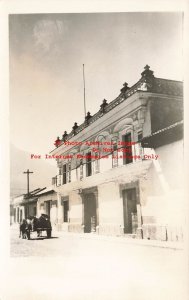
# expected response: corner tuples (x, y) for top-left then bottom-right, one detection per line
(53, 230), (184, 250)
(11, 224), (184, 250)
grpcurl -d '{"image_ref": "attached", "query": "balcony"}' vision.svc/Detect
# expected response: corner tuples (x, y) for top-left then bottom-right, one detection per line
(52, 143), (152, 188)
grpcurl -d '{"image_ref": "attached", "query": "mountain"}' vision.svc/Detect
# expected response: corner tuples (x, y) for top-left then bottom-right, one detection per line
(10, 144), (57, 197)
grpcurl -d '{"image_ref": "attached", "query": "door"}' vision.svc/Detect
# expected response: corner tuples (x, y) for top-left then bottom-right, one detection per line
(63, 200), (69, 222)
(45, 201), (51, 218)
(123, 188), (137, 233)
(83, 193), (97, 233)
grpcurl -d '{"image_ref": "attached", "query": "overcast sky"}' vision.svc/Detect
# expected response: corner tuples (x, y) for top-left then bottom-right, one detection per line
(9, 12), (183, 158)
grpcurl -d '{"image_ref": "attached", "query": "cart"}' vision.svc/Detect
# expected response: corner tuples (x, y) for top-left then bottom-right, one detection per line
(20, 214), (52, 240)
(32, 214), (52, 238)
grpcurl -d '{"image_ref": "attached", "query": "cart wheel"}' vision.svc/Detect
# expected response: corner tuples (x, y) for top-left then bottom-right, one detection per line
(47, 229), (51, 238)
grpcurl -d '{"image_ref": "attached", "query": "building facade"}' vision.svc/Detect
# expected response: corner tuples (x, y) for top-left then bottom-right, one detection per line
(50, 66), (184, 240)
(11, 188), (58, 228)
(50, 65), (183, 241)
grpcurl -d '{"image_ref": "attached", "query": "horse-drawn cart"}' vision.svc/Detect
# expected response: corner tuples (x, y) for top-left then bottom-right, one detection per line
(20, 214), (52, 240)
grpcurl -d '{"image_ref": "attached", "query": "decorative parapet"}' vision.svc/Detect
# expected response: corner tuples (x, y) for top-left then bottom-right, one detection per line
(54, 65), (182, 148)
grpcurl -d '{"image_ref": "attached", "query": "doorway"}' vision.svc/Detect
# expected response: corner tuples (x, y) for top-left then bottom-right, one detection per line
(63, 200), (69, 222)
(83, 193), (97, 233)
(45, 201), (51, 218)
(123, 188), (137, 233)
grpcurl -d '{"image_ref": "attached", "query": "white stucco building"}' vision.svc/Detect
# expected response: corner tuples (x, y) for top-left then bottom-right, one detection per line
(49, 65), (183, 241)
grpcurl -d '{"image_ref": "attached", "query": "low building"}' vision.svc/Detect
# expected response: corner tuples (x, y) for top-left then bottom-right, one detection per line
(11, 194), (25, 224)
(36, 187), (58, 229)
(11, 188), (58, 227)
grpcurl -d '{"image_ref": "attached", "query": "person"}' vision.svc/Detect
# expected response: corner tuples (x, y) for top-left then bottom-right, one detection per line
(19, 219), (27, 239)
(19, 218), (32, 239)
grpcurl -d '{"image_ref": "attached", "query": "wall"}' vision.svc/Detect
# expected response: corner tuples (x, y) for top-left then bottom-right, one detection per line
(150, 96), (183, 133)
(98, 182), (123, 235)
(27, 203), (37, 218)
(68, 191), (83, 232)
(37, 192), (58, 228)
(140, 140), (184, 241)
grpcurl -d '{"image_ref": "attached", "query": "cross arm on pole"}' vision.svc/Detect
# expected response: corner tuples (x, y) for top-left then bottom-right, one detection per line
(23, 169), (33, 195)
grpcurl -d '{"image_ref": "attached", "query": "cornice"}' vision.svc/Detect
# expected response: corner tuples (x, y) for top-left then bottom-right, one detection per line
(50, 91), (147, 156)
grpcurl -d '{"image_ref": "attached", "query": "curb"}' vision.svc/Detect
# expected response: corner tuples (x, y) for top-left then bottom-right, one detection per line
(53, 231), (184, 250)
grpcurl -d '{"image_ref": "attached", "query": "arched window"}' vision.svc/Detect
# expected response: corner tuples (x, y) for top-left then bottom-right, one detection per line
(79, 158), (83, 180)
(86, 151), (92, 177)
(111, 137), (118, 168)
(68, 160), (71, 182)
(94, 134), (106, 173)
(122, 130), (133, 165)
(63, 163), (67, 184)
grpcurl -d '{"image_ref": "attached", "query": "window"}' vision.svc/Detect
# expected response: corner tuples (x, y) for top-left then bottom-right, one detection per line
(112, 138), (118, 168)
(63, 162), (71, 184)
(52, 176), (57, 186)
(86, 152), (92, 177)
(63, 164), (67, 184)
(122, 132), (133, 165)
(68, 161), (71, 182)
(80, 159), (83, 180)
(93, 139), (102, 174)
(57, 167), (62, 186)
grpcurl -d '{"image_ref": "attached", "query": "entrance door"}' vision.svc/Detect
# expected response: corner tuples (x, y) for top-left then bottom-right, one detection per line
(45, 201), (51, 218)
(123, 188), (137, 233)
(83, 193), (97, 233)
(63, 200), (69, 222)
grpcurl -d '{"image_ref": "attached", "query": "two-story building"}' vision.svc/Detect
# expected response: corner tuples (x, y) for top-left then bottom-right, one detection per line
(50, 65), (184, 241)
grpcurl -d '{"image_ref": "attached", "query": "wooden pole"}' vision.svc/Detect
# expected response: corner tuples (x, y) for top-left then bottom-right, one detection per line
(23, 169), (33, 195)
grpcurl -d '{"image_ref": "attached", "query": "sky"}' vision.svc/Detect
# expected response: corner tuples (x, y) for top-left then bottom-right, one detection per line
(9, 12), (183, 159)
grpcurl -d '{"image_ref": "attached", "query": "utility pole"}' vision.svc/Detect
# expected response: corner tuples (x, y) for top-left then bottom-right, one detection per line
(23, 169), (33, 195)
